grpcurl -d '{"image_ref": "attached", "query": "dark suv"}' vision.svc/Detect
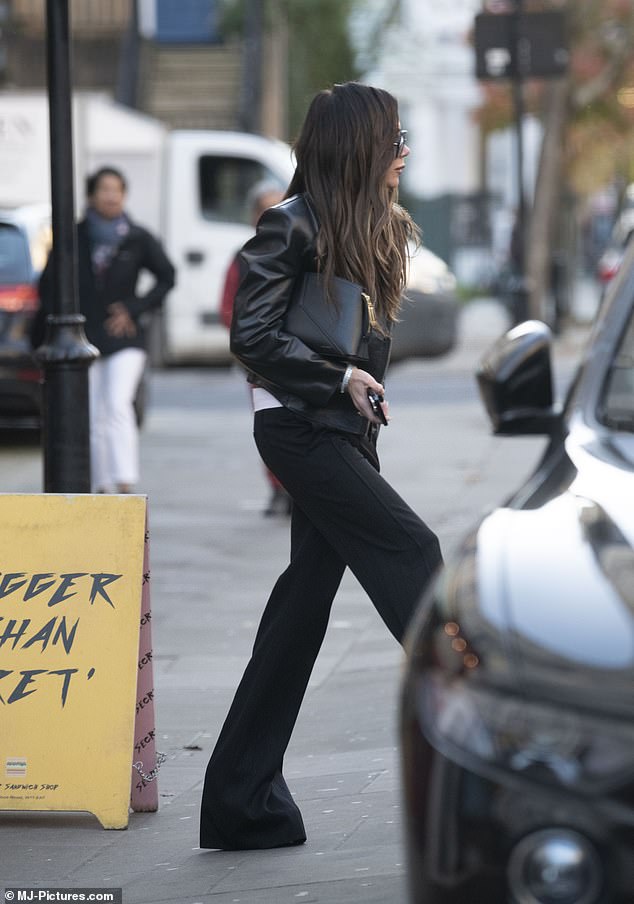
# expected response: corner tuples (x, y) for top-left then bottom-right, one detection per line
(0, 206), (50, 427)
(401, 238), (634, 904)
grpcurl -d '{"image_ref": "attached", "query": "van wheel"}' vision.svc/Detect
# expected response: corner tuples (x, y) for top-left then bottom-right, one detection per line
(146, 310), (167, 368)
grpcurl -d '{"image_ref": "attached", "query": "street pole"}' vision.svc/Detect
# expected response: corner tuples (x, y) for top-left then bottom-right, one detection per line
(241, 0), (263, 133)
(115, 0), (140, 109)
(37, 0), (97, 492)
(510, 0), (529, 323)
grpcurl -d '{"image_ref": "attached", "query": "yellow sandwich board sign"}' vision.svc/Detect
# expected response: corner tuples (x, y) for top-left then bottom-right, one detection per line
(0, 494), (146, 829)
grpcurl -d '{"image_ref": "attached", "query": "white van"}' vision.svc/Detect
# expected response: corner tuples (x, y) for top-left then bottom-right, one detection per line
(160, 130), (295, 365)
(0, 91), (296, 367)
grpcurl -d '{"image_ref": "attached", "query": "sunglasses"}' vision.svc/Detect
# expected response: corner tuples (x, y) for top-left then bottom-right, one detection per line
(393, 129), (408, 158)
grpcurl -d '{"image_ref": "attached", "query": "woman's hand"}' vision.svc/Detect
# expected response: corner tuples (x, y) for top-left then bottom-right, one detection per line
(105, 302), (137, 338)
(346, 367), (389, 425)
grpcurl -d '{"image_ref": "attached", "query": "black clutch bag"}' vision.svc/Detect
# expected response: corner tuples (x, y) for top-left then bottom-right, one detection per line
(284, 271), (375, 363)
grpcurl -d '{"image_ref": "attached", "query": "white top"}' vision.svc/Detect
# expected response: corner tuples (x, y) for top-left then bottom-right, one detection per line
(252, 387), (283, 411)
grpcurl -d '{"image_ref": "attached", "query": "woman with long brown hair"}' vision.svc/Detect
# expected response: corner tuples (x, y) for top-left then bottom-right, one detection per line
(200, 82), (442, 851)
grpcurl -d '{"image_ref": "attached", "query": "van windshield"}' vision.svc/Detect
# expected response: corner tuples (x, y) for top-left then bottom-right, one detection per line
(199, 155), (281, 224)
(0, 224), (32, 285)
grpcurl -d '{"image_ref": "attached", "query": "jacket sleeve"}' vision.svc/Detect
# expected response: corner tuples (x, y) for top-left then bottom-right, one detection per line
(124, 230), (176, 319)
(230, 203), (347, 407)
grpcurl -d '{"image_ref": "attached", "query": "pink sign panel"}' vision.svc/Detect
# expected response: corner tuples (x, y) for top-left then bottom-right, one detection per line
(130, 515), (160, 812)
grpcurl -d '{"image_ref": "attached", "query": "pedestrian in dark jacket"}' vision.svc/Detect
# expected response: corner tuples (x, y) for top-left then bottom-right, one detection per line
(36, 166), (175, 493)
(199, 82), (443, 852)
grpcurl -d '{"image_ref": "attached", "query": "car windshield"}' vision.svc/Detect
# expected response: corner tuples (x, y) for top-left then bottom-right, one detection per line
(0, 223), (32, 284)
(598, 306), (634, 432)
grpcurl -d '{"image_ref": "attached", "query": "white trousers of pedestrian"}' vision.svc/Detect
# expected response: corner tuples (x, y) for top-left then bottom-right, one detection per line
(89, 347), (147, 492)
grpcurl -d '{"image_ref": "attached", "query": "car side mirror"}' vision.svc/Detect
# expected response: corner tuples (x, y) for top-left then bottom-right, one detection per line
(476, 320), (561, 435)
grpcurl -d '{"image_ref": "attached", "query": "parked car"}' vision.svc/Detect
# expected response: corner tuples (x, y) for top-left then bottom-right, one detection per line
(0, 204), (50, 428)
(596, 183), (634, 289)
(400, 238), (634, 903)
(391, 245), (459, 362)
(0, 204), (150, 431)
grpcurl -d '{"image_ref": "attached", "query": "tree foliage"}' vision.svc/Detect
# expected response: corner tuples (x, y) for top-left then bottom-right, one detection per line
(475, 0), (634, 196)
(220, 0), (361, 139)
(476, 0), (634, 318)
(566, 0), (634, 192)
(284, 0), (360, 137)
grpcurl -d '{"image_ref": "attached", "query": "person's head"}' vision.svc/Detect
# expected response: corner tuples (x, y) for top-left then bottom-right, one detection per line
(286, 82), (416, 323)
(86, 167), (128, 219)
(246, 179), (285, 227)
(288, 82), (409, 202)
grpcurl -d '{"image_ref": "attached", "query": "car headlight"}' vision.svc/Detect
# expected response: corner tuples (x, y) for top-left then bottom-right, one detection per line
(419, 671), (634, 793)
(407, 271), (457, 295)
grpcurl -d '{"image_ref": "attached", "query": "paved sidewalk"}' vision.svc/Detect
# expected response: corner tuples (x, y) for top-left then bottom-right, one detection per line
(1, 298), (593, 904)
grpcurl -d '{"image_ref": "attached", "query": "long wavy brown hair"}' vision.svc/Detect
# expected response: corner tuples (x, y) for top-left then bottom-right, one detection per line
(285, 82), (419, 325)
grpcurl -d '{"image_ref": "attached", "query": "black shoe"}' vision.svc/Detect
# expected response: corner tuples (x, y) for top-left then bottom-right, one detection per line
(200, 834), (306, 851)
(200, 798), (306, 851)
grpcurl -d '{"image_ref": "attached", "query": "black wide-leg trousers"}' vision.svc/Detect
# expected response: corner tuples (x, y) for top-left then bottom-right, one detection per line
(200, 408), (442, 850)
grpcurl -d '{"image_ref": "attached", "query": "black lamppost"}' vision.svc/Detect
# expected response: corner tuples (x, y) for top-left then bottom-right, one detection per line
(36, 0), (97, 492)
(509, 0), (529, 323)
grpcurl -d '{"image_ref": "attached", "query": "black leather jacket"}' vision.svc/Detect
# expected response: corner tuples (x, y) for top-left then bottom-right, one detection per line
(230, 193), (391, 436)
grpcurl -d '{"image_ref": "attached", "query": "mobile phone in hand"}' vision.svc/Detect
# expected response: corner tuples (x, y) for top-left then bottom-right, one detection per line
(367, 389), (388, 426)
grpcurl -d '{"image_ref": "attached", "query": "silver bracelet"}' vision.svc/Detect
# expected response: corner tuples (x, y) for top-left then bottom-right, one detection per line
(340, 364), (354, 393)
